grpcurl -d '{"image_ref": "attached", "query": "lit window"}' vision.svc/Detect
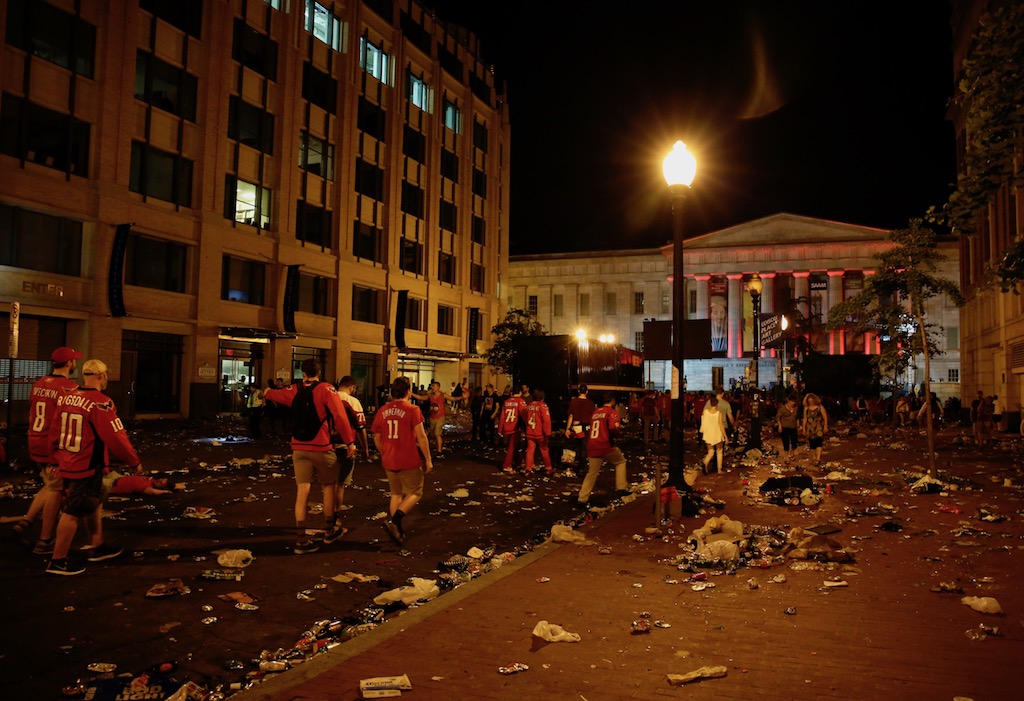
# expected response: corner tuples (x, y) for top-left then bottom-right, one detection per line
(299, 131), (334, 180)
(305, 0), (342, 51)
(360, 37), (390, 84)
(408, 72), (431, 111)
(226, 176), (271, 229)
(443, 100), (461, 133)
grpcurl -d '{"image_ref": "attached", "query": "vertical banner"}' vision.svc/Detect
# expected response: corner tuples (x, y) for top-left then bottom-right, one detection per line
(708, 276), (727, 353)
(282, 265), (300, 333)
(9, 301), (19, 358)
(394, 290), (408, 349)
(467, 307), (480, 355)
(108, 223), (131, 317)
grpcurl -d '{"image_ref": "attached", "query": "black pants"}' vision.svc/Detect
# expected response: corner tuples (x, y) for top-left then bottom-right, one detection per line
(248, 407), (264, 438)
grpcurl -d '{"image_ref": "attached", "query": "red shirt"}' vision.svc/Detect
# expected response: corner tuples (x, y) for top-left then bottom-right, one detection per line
(587, 406), (621, 458)
(50, 387), (140, 479)
(567, 396), (595, 427)
(499, 396), (527, 435)
(27, 373), (79, 464)
(525, 401), (552, 439)
(371, 399), (426, 470)
(264, 381), (356, 452)
(641, 395), (658, 417)
(428, 393), (446, 420)
(657, 392), (672, 416)
(111, 474), (156, 495)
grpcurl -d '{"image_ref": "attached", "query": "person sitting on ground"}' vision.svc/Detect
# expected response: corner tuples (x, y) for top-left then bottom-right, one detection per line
(103, 470), (175, 496)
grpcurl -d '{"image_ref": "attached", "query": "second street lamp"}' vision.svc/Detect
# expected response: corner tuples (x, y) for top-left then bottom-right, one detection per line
(746, 273), (763, 450)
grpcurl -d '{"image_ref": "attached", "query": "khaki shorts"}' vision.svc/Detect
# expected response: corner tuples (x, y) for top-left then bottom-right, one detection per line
(385, 468), (424, 497)
(292, 450), (339, 486)
(38, 463), (63, 492)
(428, 418), (444, 437)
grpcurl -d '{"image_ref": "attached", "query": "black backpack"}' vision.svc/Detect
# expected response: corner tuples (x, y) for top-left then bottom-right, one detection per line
(291, 381), (328, 441)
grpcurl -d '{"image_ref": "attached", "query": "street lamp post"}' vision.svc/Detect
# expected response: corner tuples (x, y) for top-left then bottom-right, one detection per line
(747, 274), (763, 450)
(663, 141), (697, 494)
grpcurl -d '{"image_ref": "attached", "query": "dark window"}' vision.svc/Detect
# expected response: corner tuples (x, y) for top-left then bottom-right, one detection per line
(470, 73), (490, 104)
(129, 141), (193, 206)
(438, 251), (455, 284)
(352, 285), (384, 324)
(354, 159), (385, 201)
(357, 97), (387, 141)
(5, 0), (96, 77)
(353, 221), (383, 262)
(0, 203), (82, 276)
(125, 234), (187, 292)
(140, 0), (203, 38)
(0, 94), (90, 175)
(405, 296), (424, 331)
(473, 120), (488, 152)
(399, 11), (431, 54)
(298, 273), (331, 316)
(470, 263), (484, 293)
(437, 304), (455, 335)
(437, 45), (462, 80)
(472, 168), (486, 198)
(400, 238), (422, 274)
(440, 149), (458, 182)
(295, 201), (332, 248)
(302, 63), (337, 113)
(439, 200), (457, 233)
(401, 182), (423, 218)
(228, 96), (274, 155)
(134, 51), (198, 121)
(221, 255), (265, 305)
(402, 125), (425, 164)
(471, 215), (485, 245)
(363, 0), (393, 21)
(233, 20), (277, 81)
(299, 131), (334, 179)
(224, 175), (271, 229)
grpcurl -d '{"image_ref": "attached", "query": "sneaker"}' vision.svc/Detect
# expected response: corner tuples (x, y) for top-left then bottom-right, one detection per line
(322, 526), (347, 544)
(86, 544), (124, 562)
(294, 538), (320, 555)
(502, 466), (514, 474)
(33, 538), (55, 555)
(575, 500), (590, 510)
(46, 558), (85, 576)
(382, 520), (404, 546)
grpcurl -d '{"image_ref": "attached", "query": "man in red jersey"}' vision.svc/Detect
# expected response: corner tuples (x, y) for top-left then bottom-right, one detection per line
(498, 385), (529, 473)
(45, 358), (142, 576)
(563, 384), (595, 472)
(12, 347), (82, 555)
(576, 393), (630, 508)
(524, 389), (554, 475)
(411, 381), (458, 457)
(371, 376), (433, 546)
(264, 359), (357, 555)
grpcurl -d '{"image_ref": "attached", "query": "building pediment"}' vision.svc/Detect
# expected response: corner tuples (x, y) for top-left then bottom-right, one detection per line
(681, 213), (888, 249)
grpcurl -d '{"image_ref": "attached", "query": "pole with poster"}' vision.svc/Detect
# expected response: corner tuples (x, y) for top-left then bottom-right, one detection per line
(6, 302), (19, 461)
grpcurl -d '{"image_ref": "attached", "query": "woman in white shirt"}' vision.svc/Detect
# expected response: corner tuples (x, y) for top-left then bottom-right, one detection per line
(700, 397), (727, 474)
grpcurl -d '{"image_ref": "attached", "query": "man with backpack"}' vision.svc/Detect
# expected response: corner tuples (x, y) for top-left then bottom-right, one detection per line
(264, 360), (357, 554)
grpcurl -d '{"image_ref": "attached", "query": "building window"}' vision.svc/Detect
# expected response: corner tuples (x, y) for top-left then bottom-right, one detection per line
(233, 20), (277, 81)
(440, 149), (459, 182)
(353, 221), (383, 263)
(130, 142), (193, 206)
(579, 293), (590, 317)
(299, 131), (334, 179)
(947, 368), (959, 383)
(352, 285), (384, 324)
(527, 295), (538, 317)
(140, 0), (203, 38)
(225, 176), (271, 229)
(635, 331), (644, 352)
(295, 201), (332, 248)
(408, 72), (432, 112)
(221, 255), (265, 305)
(687, 289), (697, 316)
(357, 97), (387, 142)
(0, 204), (82, 276)
(439, 200), (457, 232)
(946, 326), (960, 351)
(403, 126), (426, 164)
(443, 99), (461, 133)
(401, 181), (424, 217)
(471, 216), (485, 245)
(606, 292), (617, 315)
(359, 37), (391, 84)
(305, 0), (343, 51)
(302, 63), (337, 113)
(473, 120), (488, 152)
(0, 94), (90, 175)
(228, 97), (274, 155)
(634, 291), (645, 315)
(438, 251), (456, 284)
(437, 304), (455, 335)
(126, 234), (186, 293)
(134, 51), (198, 121)
(662, 290), (671, 315)
(472, 168), (487, 198)
(298, 273), (332, 316)
(400, 238), (423, 274)
(355, 159), (385, 201)
(264, 0), (282, 8)
(553, 294), (564, 317)
(405, 296), (424, 331)
(471, 263), (484, 293)
(5, 0), (96, 77)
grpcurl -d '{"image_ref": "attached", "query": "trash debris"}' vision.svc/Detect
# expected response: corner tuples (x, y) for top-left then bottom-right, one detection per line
(146, 579), (192, 598)
(447, 488), (470, 498)
(331, 572), (380, 584)
(217, 591), (256, 604)
(536, 577), (551, 583)
(183, 506), (216, 519)
(784, 607), (797, 615)
(531, 620), (581, 642)
(373, 577), (440, 606)
(961, 596), (1003, 614)
(631, 618), (651, 634)
(964, 623), (1001, 641)
(930, 581), (964, 594)
(200, 569), (243, 581)
(550, 524), (594, 545)
(216, 549), (254, 568)
(86, 663), (116, 674)
(822, 579), (848, 588)
(498, 663), (529, 675)
(359, 674), (412, 697)
(666, 665), (728, 685)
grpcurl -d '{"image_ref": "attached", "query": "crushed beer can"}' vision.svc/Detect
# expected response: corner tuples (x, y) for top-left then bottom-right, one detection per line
(498, 662), (529, 675)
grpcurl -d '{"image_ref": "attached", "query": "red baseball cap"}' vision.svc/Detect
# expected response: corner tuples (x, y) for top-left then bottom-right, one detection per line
(51, 347), (84, 364)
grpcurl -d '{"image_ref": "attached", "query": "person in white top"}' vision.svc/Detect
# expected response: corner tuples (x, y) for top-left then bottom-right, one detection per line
(991, 394), (1004, 432)
(699, 397), (727, 474)
(333, 376), (370, 534)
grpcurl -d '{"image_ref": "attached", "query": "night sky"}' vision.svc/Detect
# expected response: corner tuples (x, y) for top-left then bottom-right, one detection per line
(428, 1), (957, 255)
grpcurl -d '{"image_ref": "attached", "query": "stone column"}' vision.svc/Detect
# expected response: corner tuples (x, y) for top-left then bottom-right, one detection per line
(827, 270), (845, 355)
(694, 275), (710, 319)
(793, 272), (810, 318)
(863, 270), (877, 354)
(759, 272), (775, 358)
(728, 274), (743, 359)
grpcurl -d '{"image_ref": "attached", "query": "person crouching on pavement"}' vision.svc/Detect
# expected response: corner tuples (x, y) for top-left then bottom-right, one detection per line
(700, 397), (727, 475)
(264, 359), (357, 555)
(576, 394), (629, 507)
(371, 376), (433, 546)
(524, 389), (554, 476)
(46, 359), (142, 576)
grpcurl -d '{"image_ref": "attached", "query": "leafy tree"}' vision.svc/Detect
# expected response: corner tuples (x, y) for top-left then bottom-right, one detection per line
(827, 220), (964, 476)
(484, 308), (547, 377)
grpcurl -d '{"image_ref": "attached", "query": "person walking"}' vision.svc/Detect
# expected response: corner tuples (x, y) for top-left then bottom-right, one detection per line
(13, 347), (83, 556)
(371, 376), (433, 546)
(412, 381), (458, 457)
(564, 384), (595, 472)
(498, 385), (529, 473)
(640, 390), (660, 444)
(246, 381), (265, 439)
(479, 384), (498, 444)
(576, 394), (629, 507)
(699, 396), (727, 474)
(801, 393), (829, 465)
(333, 376), (370, 534)
(776, 394), (799, 462)
(264, 360), (357, 555)
(45, 358), (141, 576)
(524, 389), (554, 476)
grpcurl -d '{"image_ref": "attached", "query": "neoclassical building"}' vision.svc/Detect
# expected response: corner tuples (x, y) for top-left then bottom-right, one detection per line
(671, 213), (962, 396)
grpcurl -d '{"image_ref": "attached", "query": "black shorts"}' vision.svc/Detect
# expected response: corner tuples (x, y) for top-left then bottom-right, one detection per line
(64, 473), (104, 517)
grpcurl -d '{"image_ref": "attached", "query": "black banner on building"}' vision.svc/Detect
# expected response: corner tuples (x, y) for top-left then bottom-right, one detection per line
(282, 265), (300, 334)
(394, 290), (408, 349)
(108, 223), (131, 317)
(467, 307), (480, 355)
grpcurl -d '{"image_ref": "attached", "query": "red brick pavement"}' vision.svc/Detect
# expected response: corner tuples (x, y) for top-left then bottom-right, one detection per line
(239, 433), (1023, 701)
